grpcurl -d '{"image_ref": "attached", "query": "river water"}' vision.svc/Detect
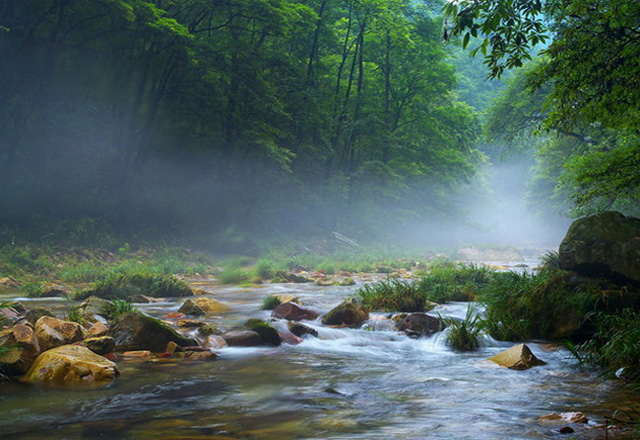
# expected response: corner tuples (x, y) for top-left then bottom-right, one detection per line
(1, 276), (638, 439)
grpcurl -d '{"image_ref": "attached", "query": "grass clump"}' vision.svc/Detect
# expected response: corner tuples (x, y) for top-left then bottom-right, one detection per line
(444, 305), (482, 352)
(65, 305), (88, 326)
(255, 259), (279, 280)
(217, 267), (251, 284)
(478, 270), (601, 341)
(575, 309), (640, 372)
(261, 295), (282, 310)
(358, 278), (428, 312)
(110, 299), (135, 319)
(78, 272), (193, 300)
(417, 261), (495, 303)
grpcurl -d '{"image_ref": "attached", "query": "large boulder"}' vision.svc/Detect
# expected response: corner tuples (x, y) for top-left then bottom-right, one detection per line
(321, 300), (369, 327)
(35, 316), (87, 351)
(559, 211), (640, 283)
(0, 324), (41, 375)
(272, 302), (319, 321)
(22, 345), (118, 386)
(395, 313), (444, 337)
(110, 312), (198, 352)
(178, 297), (231, 316)
(488, 344), (546, 370)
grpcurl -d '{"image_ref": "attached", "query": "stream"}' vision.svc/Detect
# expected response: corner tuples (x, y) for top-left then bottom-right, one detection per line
(1, 269), (638, 439)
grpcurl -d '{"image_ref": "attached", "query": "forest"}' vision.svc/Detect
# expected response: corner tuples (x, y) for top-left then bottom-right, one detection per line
(2, 1), (640, 438)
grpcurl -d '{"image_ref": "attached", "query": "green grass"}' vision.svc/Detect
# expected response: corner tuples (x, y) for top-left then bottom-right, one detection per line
(416, 261), (495, 302)
(357, 278), (429, 312)
(77, 272), (193, 300)
(217, 267), (252, 284)
(444, 305), (482, 351)
(65, 305), (88, 326)
(478, 270), (603, 341)
(261, 295), (282, 310)
(575, 309), (640, 372)
(110, 299), (135, 319)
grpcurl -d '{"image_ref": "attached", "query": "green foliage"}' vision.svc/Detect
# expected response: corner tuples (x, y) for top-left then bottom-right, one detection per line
(79, 272), (193, 300)
(261, 295), (282, 311)
(255, 259), (279, 280)
(217, 268), (251, 285)
(65, 305), (88, 327)
(478, 270), (601, 341)
(110, 300), (135, 320)
(445, 305), (482, 352)
(417, 261), (494, 303)
(357, 278), (428, 312)
(577, 309), (640, 372)
(21, 280), (45, 298)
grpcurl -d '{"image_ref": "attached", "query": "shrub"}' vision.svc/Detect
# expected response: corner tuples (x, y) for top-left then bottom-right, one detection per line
(65, 305), (88, 326)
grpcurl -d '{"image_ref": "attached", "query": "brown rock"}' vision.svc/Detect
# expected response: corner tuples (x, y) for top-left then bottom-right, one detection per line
(0, 324), (41, 375)
(272, 302), (319, 321)
(88, 321), (109, 337)
(204, 335), (228, 349)
(173, 351), (217, 360)
(177, 319), (206, 328)
(222, 330), (263, 347)
(274, 294), (299, 304)
(321, 300), (369, 327)
(396, 313), (444, 337)
(488, 344), (546, 370)
(178, 297), (231, 316)
(83, 336), (116, 355)
(35, 316), (87, 351)
(22, 345), (118, 386)
(165, 341), (180, 354)
(122, 350), (152, 358)
(288, 322), (319, 338)
(539, 412), (588, 424)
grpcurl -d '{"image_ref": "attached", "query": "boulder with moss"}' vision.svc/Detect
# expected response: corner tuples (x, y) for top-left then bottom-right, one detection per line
(272, 302), (319, 321)
(78, 273), (194, 301)
(78, 296), (115, 321)
(22, 345), (118, 386)
(83, 336), (116, 355)
(395, 313), (444, 338)
(559, 211), (640, 283)
(178, 297), (231, 316)
(221, 330), (263, 347)
(321, 300), (369, 327)
(110, 312), (198, 352)
(245, 319), (281, 346)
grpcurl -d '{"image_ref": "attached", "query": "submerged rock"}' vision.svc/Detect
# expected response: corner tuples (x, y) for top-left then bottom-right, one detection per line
(0, 324), (41, 375)
(110, 312), (198, 352)
(22, 345), (118, 386)
(272, 302), (319, 321)
(488, 344), (546, 370)
(395, 313), (444, 337)
(559, 211), (640, 283)
(321, 300), (369, 327)
(35, 316), (87, 351)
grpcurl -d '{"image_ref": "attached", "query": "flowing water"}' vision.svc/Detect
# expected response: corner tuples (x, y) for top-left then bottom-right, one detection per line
(1, 273), (639, 439)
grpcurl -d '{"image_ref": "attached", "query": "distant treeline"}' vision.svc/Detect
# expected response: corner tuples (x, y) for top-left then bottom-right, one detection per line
(0, 0), (484, 241)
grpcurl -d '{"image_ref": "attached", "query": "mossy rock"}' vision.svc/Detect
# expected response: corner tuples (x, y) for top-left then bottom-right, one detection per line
(25, 307), (55, 325)
(83, 336), (116, 355)
(321, 300), (369, 327)
(110, 312), (198, 352)
(559, 211), (640, 283)
(245, 319), (281, 346)
(22, 345), (118, 386)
